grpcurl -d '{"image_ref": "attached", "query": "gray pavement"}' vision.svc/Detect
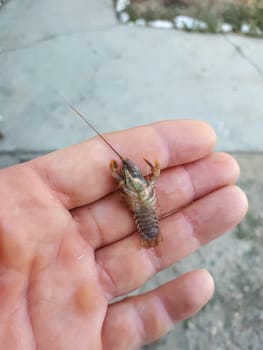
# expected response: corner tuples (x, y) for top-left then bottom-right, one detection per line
(0, 1), (263, 350)
(0, 0), (263, 153)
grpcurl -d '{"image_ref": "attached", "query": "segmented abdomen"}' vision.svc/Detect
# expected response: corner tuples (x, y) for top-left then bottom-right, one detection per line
(132, 193), (162, 248)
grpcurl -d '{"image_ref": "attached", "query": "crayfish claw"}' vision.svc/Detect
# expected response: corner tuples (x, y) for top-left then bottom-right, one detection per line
(109, 159), (123, 183)
(143, 158), (160, 180)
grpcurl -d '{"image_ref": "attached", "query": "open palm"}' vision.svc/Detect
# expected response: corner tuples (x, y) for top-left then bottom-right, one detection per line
(0, 121), (247, 349)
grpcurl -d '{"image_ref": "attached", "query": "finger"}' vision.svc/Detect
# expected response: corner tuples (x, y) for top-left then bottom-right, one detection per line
(97, 186), (247, 299)
(73, 152), (239, 248)
(102, 270), (214, 349)
(31, 121), (216, 209)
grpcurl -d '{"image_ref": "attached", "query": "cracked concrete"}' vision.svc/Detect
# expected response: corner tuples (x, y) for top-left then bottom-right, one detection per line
(0, 1), (263, 349)
(223, 35), (263, 81)
(0, 26), (119, 55)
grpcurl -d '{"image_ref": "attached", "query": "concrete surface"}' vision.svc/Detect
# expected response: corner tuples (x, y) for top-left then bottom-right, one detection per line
(0, 1), (263, 350)
(0, 0), (263, 152)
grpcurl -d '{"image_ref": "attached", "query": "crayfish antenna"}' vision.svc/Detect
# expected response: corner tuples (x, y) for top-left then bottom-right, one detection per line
(67, 102), (123, 160)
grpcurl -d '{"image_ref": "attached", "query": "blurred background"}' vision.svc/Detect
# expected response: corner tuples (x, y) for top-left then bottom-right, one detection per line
(0, 0), (262, 349)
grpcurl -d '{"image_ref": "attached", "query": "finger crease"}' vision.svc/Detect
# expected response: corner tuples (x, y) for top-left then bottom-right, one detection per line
(96, 260), (118, 300)
(181, 209), (201, 247)
(146, 247), (164, 273)
(32, 162), (72, 208)
(151, 127), (171, 168)
(181, 164), (196, 202)
(130, 301), (148, 345)
(85, 206), (104, 248)
(152, 293), (174, 333)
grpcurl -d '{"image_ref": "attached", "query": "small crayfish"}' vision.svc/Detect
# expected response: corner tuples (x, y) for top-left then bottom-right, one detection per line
(69, 104), (163, 248)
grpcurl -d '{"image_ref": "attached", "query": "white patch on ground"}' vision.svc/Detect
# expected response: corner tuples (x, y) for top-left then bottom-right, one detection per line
(221, 22), (233, 32)
(116, 0), (130, 13)
(119, 11), (129, 24)
(174, 16), (208, 30)
(148, 20), (173, 29)
(135, 18), (146, 27)
(241, 23), (250, 33)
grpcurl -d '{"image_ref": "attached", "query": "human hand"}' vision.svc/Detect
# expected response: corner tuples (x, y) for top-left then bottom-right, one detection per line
(0, 121), (247, 349)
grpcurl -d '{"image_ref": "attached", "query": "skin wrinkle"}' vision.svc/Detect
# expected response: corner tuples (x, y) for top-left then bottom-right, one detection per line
(145, 243), (165, 272)
(25, 273), (37, 350)
(139, 293), (173, 344)
(0, 305), (28, 349)
(151, 293), (174, 336)
(176, 271), (215, 320)
(181, 186), (247, 247)
(1, 280), (26, 319)
(84, 205), (105, 248)
(71, 210), (92, 246)
(55, 226), (94, 268)
(131, 301), (148, 349)
(153, 165), (195, 221)
(159, 165), (193, 210)
(78, 191), (137, 250)
(70, 209), (119, 300)
(0, 174), (39, 274)
(101, 231), (162, 299)
(26, 258), (62, 350)
(149, 125), (171, 170)
(109, 301), (147, 350)
(36, 318), (67, 350)
(30, 161), (72, 210)
(0, 269), (36, 349)
(97, 257), (119, 301)
(72, 206), (101, 254)
(138, 246), (159, 285)
(54, 234), (67, 265)
(71, 190), (126, 249)
(181, 163), (197, 202)
(180, 209), (201, 248)
(19, 309), (34, 350)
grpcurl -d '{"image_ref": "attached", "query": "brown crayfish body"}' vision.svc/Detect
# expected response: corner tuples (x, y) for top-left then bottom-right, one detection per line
(110, 158), (162, 248)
